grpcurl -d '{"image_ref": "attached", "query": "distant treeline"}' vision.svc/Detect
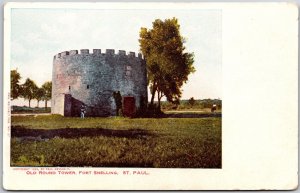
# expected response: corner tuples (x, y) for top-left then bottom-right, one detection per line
(11, 69), (52, 108)
(11, 106), (51, 114)
(161, 98), (222, 111)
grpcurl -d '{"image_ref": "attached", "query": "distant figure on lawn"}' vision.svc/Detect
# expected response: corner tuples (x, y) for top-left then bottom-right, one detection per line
(211, 104), (217, 113)
(80, 105), (86, 118)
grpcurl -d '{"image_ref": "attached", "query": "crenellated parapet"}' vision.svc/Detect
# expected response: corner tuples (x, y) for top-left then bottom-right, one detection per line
(54, 49), (144, 60)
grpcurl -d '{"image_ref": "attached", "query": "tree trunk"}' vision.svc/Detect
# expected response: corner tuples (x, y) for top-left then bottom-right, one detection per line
(37, 100), (39, 108)
(150, 83), (157, 105)
(29, 99), (31, 108)
(150, 91), (156, 105)
(45, 100), (48, 109)
(157, 91), (161, 109)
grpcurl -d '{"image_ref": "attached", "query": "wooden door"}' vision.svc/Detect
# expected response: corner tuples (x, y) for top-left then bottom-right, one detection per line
(123, 96), (135, 117)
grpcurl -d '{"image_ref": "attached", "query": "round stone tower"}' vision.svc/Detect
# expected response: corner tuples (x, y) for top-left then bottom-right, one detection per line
(51, 49), (147, 117)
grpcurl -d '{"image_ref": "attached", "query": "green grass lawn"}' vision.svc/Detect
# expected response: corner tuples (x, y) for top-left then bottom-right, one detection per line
(11, 115), (221, 168)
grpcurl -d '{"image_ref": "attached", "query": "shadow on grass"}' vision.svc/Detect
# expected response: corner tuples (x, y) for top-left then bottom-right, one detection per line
(11, 126), (156, 140)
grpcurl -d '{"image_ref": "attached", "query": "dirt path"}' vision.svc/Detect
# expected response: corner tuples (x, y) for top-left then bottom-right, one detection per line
(11, 112), (222, 118)
(165, 112), (221, 118)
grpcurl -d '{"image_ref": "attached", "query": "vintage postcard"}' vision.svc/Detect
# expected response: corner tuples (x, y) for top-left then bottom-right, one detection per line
(2, 2), (298, 190)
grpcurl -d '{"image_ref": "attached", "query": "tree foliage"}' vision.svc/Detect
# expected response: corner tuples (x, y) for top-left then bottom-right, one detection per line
(11, 69), (52, 108)
(41, 81), (52, 109)
(21, 78), (38, 107)
(11, 70), (21, 100)
(139, 17), (195, 108)
(35, 87), (45, 108)
(188, 97), (196, 107)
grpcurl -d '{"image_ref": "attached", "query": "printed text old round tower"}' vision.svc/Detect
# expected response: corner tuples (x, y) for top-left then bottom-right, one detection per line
(51, 49), (148, 117)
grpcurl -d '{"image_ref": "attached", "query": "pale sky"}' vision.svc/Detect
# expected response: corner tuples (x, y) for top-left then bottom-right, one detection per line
(11, 8), (221, 106)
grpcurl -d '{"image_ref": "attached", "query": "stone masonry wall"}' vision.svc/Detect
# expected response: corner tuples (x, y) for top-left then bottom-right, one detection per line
(51, 49), (147, 117)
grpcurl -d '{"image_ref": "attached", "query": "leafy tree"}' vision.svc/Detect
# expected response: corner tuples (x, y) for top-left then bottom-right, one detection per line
(21, 78), (38, 107)
(139, 17), (195, 109)
(11, 69), (21, 100)
(41, 81), (52, 109)
(188, 97), (196, 107)
(35, 87), (45, 108)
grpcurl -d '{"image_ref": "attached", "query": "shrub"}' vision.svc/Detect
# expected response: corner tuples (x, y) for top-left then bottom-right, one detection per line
(135, 103), (164, 118)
